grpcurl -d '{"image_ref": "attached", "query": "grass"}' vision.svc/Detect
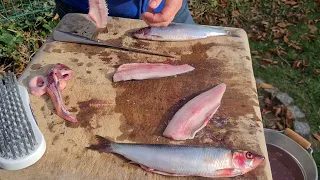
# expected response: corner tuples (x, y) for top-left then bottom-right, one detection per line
(189, 0), (320, 172)
(0, 0), (319, 174)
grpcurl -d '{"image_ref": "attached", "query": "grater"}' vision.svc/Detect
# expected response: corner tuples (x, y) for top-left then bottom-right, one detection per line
(0, 71), (46, 170)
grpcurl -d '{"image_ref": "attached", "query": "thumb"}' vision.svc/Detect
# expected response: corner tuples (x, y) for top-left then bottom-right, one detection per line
(148, 0), (163, 9)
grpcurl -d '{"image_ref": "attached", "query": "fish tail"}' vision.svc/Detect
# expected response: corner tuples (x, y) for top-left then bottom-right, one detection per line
(86, 135), (114, 153)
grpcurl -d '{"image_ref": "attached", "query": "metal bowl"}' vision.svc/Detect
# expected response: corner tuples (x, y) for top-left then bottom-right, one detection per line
(264, 128), (318, 180)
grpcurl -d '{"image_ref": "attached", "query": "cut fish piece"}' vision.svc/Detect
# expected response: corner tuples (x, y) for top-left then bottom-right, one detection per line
(113, 63), (195, 82)
(163, 83), (227, 140)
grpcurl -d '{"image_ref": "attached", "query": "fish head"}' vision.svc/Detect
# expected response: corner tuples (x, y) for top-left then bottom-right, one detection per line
(133, 27), (152, 39)
(133, 27), (163, 40)
(232, 150), (265, 174)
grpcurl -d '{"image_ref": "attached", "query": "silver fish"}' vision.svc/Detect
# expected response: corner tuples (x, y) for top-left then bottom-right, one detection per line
(132, 23), (230, 41)
(87, 135), (265, 177)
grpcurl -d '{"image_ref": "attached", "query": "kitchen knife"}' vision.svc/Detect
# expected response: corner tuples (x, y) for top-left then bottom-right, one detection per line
(52, 30), (175, 58)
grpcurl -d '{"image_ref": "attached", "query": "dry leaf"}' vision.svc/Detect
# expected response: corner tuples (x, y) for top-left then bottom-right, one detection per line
(260, 65), (267, 69)
(259, 82), (274, 89)
(296, 79), (304, 86)
(262, 108), (272, 115)
(277, 22), (287, 28)
(285, 109), (294, 120)
(282, 0), (298, 5)
(313, 69), (319, 75)
(285, 119), (293, 129)
(276, 122), (284, 130)
(252, 51), (259, 55)
(292, 60), (301, 68)
(268, 117), (282, 121)
(313, 132), (320, 142)
(264, 97), (272, 107)
(308, 25), (318, 34)
(283, 35), (289, 43)
(219, 18), (228, 25)
(262, 59), (274, 64)
(232, 10), (240, 17)
(289, 42), (302, 51)
(273, 106), (282, 116)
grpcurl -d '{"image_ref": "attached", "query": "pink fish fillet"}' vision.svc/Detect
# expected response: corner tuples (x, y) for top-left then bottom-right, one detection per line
(113, 63), (195, 82)
(88, 0), (108, 29)
(163, 83), (227, 140)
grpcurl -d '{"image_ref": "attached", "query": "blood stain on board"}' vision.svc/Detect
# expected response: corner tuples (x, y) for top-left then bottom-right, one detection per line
(65, 99), (110, 131)
(31, 64), (42, 70)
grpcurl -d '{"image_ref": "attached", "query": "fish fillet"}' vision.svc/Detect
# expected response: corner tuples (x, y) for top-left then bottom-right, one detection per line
(113, 63), (195, 82)
(163, 83), (227, 140)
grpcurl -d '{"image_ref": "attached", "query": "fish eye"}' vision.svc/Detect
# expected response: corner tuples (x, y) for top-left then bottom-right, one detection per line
(246, 152), (254, 159)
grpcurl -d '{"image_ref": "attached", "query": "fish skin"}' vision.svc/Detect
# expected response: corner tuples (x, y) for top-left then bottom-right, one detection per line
(113, 63), (195, 82)
(163, 83), (227, 140)
(87, 135), (265, 177)
(132, 23), (229, 41)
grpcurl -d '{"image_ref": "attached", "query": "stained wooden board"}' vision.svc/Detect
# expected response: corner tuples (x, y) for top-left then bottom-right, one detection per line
(2, 13), (272, 180)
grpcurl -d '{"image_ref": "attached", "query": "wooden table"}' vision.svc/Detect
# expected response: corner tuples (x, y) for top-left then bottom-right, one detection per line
(2, 13), (272, 180)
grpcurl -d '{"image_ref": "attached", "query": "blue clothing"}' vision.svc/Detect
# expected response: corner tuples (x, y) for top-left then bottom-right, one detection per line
(64, 0), (165, 19)
(59, 0), (194, 24)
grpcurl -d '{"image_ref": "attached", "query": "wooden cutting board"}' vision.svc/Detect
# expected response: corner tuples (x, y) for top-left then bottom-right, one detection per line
(2, 13), (272, 180)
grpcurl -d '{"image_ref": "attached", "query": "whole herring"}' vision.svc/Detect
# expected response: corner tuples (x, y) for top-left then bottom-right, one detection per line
(87, 135), (265, 177)
(133, 23), (230, 41)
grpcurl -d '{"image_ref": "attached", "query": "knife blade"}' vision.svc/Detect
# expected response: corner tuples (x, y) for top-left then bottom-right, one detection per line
(52, 30), (175, 58)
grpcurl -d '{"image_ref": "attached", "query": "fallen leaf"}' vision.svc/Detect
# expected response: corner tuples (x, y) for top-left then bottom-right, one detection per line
(264, 97), (272, 107)
(283, 35), (289, 43)
(282, 0), (298, 5)
(52, 13), (59, 21)
(232, 10), (240, 17)
(269, 117), (282, 121)
(313, 132), (320, 142)
(273, 106), (282, 116)
(288, 42), (302, 51)
(259, 82), (274, 89)
(276, 122), (284, 130)
(252, 51), (259, 55)
(292, 60), (302, 68)
(308, 24), (318, 34)
(296, 79), (304, 86)
(314, 69), (319, 75)
(277, 22), (287, 28)
(219, 18), (228, 25)
(262, 107), (272, 115)
(285, 109), (294, 120)
(285, 119), (293, 129)
(260, 65), (267, 69)
(262, 59), (274, 64)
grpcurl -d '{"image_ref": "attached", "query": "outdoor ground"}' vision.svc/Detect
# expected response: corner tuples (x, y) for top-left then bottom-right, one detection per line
(1, 0), (320, 172)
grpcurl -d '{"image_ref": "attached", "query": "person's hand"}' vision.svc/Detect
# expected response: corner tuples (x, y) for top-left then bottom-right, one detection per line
(141, 0), (183, 27)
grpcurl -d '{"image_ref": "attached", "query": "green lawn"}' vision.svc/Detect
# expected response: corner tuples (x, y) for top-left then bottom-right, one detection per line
(189, 0), (320, 171)
(1, 0), (319, 173)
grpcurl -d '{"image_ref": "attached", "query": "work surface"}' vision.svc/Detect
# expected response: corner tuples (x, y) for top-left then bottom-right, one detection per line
(4, 13), (272, 179)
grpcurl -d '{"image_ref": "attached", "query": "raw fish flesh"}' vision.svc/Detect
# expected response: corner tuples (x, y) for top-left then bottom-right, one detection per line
(113, 63), (195, 82)
(163, 83), (226, 140)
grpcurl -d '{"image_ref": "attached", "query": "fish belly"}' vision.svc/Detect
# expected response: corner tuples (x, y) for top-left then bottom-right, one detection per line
(113, 144), (233, 176)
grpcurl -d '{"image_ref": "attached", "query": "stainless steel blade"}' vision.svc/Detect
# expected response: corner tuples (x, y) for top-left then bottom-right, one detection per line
(52, 30), (175, 58)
